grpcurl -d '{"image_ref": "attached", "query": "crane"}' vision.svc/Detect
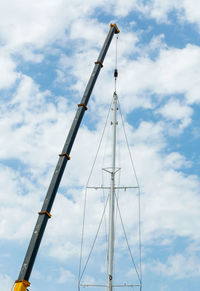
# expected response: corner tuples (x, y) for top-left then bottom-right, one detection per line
(12, 23), (120, 291)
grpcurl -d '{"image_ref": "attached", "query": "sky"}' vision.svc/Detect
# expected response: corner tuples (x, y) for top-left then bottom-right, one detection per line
(1, 1), (200, 291)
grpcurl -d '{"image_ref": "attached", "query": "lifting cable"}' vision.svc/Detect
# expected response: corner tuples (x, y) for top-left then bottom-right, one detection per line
(114, 36), (118, 93)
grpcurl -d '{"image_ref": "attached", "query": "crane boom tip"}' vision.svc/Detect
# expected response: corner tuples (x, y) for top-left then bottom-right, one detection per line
(110, 23), (120, 34)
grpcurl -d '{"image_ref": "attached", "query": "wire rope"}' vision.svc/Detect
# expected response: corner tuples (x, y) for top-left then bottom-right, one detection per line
(101, 98), (113, 258)
(114, 191), (141, 284)
(78, 98), (113, 290)
(78, 193), (110, 285)
(101, 167), (109, 264)
(118, 100), (143, 290)
(114, 36), (118, 93)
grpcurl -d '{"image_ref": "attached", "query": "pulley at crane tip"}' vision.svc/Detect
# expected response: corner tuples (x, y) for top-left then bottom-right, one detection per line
(110, 23), (120, 34)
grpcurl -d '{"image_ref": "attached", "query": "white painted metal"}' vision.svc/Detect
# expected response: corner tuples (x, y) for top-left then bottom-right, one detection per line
(107, 91), (118, 291)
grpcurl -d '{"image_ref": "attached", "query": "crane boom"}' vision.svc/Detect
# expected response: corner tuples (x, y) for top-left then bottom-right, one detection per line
(13, 23), (120, 291)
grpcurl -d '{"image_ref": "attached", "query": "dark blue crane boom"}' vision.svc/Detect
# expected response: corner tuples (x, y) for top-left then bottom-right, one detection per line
(13, 23), (120, 291)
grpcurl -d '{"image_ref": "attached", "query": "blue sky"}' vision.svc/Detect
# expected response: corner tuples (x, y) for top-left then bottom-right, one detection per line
(1, 1), (200, 291)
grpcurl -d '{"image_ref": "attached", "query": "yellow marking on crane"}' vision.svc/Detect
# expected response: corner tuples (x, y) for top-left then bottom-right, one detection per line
(95, 61), (103, 67)
(38, 211), (52, 218)
(13, 280), (30, 291)
(59, 152), (71, 159)
(110, 23), (120, 34)
(78, 103), (88, 110)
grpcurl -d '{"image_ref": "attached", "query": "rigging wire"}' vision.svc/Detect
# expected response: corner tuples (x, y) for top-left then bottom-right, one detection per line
(114, 191), (141, 284)
(101, 100), (113, 258)
(118, 100), (143, 290)
(78, 193), (110, 285)
(78, 98), (113, 289)
(101, 168), (109, 261)
(113, 35), (142, 288)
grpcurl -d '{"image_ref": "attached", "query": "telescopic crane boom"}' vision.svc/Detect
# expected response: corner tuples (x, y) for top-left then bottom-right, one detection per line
(13, 23), (120, 291)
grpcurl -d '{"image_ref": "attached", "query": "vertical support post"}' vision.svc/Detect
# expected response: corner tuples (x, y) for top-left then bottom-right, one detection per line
(107, 92), (118, 291)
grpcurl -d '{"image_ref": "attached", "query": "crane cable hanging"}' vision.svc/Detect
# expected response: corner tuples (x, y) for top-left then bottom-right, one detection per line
(114, 36), (118, 92)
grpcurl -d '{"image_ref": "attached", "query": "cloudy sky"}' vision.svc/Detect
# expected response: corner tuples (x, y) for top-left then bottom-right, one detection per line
(1, 1), (200, 291)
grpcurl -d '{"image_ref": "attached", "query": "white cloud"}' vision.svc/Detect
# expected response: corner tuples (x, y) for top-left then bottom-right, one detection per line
(0, 0), (121, 92)
(0, 165), (41, 240)
(1, 70), (199, 262)
(165, 152), (191, 169)
(131, 121), (165, 148)
(55, 29), (200, 118)
(140, 0), (200, 30)
(138, 147), (200, 242)
(23, 114), (199, 267)
(57, 268), (75, 283)
(69, 18), (108, 48)
(156, 98), (193, 134)
(151, 253), (200, 278)
(0, 4), (200, 291)
(146, 34), (166, 54)
(156, 99), (193, 121)
(0, 74), (76, 175)
(0, 0), (69, 50)
(110, 118), (200, 245)
(115, 43), (200, 116)
(0, 48), (19, 89)
(0, 0), (121, 52)
(112, 0), (141, 17)
(0, 273), (11, 291)
(142, 0), (181, 23)
(181, 0), (200, 28)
